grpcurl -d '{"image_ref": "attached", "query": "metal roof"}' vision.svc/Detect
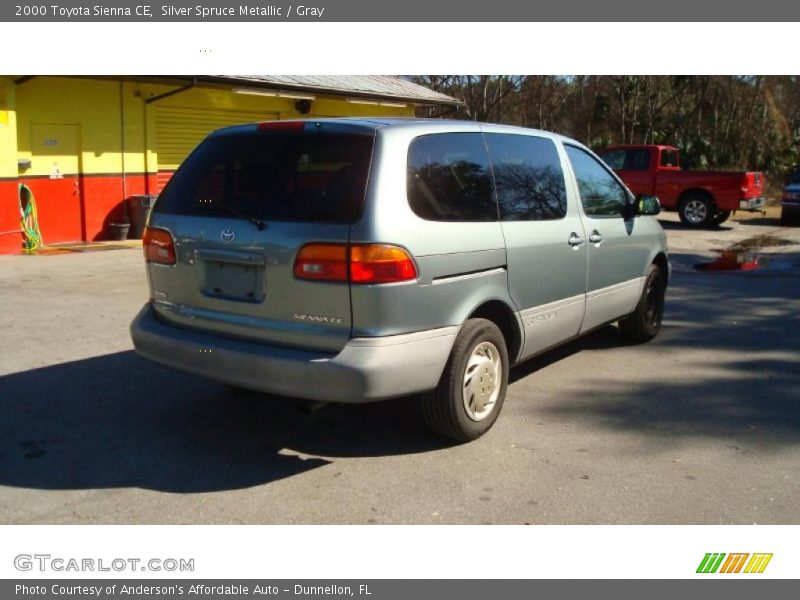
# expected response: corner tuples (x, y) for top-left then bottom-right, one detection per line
(202, 75), (459, 107)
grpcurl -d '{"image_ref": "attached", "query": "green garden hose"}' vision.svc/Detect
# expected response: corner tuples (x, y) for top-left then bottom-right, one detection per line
(19, 183), (43, 254)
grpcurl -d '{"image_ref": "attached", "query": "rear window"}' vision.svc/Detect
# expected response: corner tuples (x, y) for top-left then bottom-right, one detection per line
(154, 132), (374, 223)
(407, 133), (496, 221)
(660, 149), (678, 167)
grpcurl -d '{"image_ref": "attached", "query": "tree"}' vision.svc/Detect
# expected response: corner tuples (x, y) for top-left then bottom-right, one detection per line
(409, 75), (800, 183)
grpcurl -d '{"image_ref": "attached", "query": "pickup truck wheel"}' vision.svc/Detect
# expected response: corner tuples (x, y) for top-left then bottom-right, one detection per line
(713, 210), (732, 225)
(618, 264), (665, 344)
(678, 194), (715, 228)
(422, 318), (508, 442)
(781, 210), (797, 226)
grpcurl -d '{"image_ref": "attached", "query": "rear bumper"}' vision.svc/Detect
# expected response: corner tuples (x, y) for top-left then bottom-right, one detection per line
(739, 197), (766, 211)
(130, 305), (458, 403)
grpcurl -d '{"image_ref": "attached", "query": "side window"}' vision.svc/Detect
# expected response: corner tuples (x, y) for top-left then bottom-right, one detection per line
(407, 133), (496, 221)
(623, 149), (651, 171)
(485, 133), (567, 221)
(598, 149), (626, 170)
(565, 145), (629, 218)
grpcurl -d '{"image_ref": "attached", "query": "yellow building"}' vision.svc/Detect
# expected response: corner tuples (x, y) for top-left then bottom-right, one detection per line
(0, 75), (457, 253)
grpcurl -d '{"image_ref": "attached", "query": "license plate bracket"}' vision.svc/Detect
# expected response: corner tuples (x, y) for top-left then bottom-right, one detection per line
(196, 249), (265, 303)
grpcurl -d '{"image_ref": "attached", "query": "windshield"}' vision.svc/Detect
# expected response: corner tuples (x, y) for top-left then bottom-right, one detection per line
(155, 132), (374, 224)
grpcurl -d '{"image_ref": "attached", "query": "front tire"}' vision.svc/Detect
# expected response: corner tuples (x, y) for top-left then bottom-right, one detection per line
(619, 264), (665, 344)
(422, 318), (509, 442)
(678, 193), (715, 228)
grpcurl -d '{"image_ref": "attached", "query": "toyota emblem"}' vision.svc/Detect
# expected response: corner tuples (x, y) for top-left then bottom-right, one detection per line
(220, 229), (236, 243)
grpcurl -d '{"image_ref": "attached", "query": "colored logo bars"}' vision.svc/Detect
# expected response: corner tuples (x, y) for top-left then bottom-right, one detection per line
(697, 553), (773, 574)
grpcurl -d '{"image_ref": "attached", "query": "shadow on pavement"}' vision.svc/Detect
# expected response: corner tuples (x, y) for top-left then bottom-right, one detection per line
(510, 325), (622, 384)
(1, 249), (798, 496)
(735, 216), (784, 227)
(0, 352), (447, 494)
(657, 218), (732, 232)
(535, 250), (800, 448)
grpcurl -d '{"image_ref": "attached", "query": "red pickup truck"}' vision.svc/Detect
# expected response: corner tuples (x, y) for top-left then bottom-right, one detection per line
(597, 145), (765, 227)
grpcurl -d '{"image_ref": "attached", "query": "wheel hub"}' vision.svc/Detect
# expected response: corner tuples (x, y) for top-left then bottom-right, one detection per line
(684, 199), (707, 224)
(462, 341), (502, 422)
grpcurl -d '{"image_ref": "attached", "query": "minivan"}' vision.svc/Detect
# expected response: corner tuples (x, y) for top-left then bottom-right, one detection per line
(131, 118), (669, 441)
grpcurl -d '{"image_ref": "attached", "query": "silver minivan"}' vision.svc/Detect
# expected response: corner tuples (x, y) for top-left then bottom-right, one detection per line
(131, 118), (669, 441)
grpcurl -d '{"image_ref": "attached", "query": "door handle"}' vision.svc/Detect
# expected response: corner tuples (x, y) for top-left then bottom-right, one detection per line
(589, 231), (603, 244)
(568, 233), (585, 247)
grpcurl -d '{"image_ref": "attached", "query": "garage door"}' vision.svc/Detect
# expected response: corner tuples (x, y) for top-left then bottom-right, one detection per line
(155, 106), (279, 191)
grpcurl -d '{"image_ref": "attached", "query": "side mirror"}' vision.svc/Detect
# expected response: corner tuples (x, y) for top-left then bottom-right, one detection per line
(636, 194), (661, 216)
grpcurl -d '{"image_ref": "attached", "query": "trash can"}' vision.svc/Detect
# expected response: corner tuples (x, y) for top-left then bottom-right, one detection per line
(127, 195), (158, 239)
(109, 222), (131, 241)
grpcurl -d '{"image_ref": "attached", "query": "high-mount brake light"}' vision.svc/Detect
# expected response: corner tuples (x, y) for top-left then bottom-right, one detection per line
(257, 120), (306, 132)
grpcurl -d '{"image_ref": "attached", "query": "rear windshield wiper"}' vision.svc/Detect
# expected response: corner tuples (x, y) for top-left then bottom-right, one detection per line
(196, 204), (266, 230)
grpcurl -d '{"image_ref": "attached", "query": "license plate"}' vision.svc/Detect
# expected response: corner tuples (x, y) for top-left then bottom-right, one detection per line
(202, 260), (264, 302)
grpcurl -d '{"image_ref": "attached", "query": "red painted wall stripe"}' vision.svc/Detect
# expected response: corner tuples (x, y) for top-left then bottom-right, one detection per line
(0, 173), (161, 254)
(0, 180), (22, 255)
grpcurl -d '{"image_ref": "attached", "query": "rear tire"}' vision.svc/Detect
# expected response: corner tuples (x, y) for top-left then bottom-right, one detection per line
(713, 210), (731, 225)
(422, 318), (509, 442)
(619, 264), (665, 344)
(781, 210), (797, 226)
(678, 193), (715, 228)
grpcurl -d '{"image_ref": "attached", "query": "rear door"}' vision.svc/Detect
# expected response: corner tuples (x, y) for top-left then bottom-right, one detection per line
(485, 132), (587, 360)
(652, 148), (682, 208)
(147, 123), (374, 353)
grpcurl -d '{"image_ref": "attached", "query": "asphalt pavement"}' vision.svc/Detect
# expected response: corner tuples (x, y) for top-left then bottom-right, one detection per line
(1, 210), (798, 524)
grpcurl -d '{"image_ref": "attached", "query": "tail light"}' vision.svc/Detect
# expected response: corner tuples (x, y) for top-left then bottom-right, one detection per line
(143, 227), (176, 265)
(294, 243), (417, 284)
(742, 173), (764, 196)
(294, 244), (348, 282)
(350, 244), (417, 283)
